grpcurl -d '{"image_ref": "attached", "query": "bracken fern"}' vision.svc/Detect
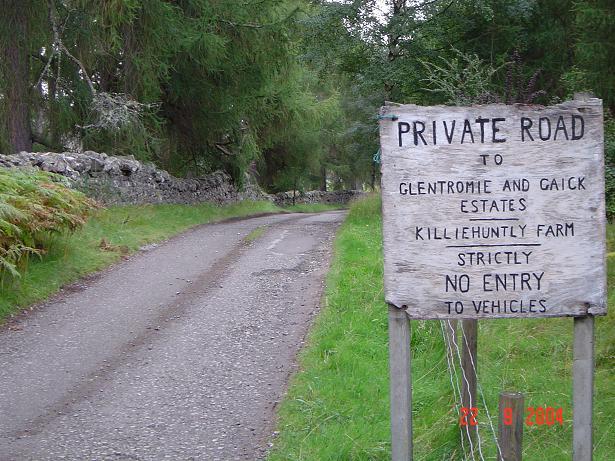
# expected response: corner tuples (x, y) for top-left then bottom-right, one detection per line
(0, 168), (96, 278)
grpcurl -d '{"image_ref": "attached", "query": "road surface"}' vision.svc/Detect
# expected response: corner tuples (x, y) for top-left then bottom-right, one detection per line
(0, 210), (346, 460)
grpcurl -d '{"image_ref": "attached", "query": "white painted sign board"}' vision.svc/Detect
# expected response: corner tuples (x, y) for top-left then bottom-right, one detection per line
(379, 99), (607, 319)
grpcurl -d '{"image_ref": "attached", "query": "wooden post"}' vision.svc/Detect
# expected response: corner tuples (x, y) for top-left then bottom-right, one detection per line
(461, 319), (478, 443)
(388, 305), (412, 461)
(573, 316), (594, 461)
(498, 391), (524, 461)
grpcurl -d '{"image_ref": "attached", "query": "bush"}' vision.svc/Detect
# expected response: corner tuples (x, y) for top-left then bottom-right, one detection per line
(0, 168), (96, 277)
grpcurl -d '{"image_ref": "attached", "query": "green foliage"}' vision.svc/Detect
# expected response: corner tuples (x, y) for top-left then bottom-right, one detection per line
(575, 0), (615, 112)
(257, 63), (342, 192)
(604, 167), (615, 220)
(603, 116), (615, 220)
(0, 168), (94, 278)
(420, 49), (503, 105)
(300, 0), (613, 188)
(0, 0), (338, 191)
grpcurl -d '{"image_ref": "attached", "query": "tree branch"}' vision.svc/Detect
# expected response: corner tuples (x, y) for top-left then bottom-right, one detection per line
(215, 142), (234, 156)
(48, 0), (96, 95)
(219, 6), (301, 30)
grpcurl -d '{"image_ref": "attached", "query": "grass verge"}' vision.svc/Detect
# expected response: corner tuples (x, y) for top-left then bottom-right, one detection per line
(0, 200), (280, 321)
(268, 194), (614, 460)
(244, 226), (268, 243)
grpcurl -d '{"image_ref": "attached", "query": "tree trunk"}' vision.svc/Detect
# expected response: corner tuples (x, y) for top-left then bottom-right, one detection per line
(1, 4), (32, 153)
(48, 62), (60, 148)
(123, 21), (138, 97)
(384, 0), (407, 101)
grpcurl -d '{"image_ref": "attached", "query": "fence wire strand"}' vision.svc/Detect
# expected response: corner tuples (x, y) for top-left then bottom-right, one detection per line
(440, 320), (468, 461)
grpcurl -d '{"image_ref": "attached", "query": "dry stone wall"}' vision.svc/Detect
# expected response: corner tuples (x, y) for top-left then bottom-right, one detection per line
(0, 151), (363, 207)
(0, 151), (268, 205)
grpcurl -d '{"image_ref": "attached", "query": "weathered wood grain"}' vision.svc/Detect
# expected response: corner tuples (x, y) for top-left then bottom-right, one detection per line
(379, 100), (607, 319)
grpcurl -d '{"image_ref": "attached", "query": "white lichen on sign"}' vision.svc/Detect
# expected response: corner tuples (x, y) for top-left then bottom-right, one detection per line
(379, 99), (606, 319)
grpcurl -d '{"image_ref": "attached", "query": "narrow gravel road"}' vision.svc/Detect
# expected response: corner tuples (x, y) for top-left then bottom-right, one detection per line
(0, 210), (346, 461)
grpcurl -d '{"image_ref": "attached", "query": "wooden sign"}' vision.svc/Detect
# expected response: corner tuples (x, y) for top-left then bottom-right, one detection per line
(379, 99), (607, 319)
